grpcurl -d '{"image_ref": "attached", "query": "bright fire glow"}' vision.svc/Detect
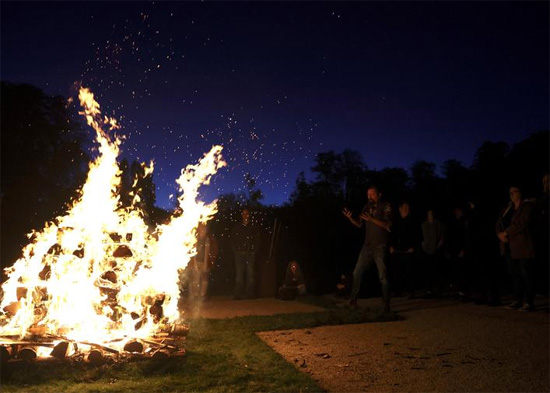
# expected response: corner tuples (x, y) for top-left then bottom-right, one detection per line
(0, 87), (226, 353)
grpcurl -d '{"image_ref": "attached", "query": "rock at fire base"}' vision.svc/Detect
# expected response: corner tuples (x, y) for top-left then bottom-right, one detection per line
(1, 345), (10, 363)
(123, 340), (144, 353)
(17, 347), (37, 361)
(50, 341), (69, 359)
(87, 349), (104, 365)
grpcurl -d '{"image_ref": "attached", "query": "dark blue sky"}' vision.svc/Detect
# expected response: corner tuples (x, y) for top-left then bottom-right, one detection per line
(2, 1), (548, 208)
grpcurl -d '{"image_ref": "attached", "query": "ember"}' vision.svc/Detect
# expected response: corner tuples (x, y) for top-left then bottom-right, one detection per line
(0, 87), (225, 363)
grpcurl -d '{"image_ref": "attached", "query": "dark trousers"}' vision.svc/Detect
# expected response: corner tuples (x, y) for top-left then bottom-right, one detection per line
(423, 251), (445, 296)
(234, 252), (256, 298)
(507, 257), (535, 306)
(351, 244), (390, 308)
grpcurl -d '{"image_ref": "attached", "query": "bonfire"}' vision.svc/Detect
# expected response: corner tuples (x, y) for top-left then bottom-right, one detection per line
(0, 87), (226, 363)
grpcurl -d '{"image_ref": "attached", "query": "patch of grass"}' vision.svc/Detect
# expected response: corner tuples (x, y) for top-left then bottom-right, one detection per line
(1, 301), (400, 392)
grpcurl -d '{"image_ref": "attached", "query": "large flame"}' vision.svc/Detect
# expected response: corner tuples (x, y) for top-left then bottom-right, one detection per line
(0, 87), (226, 352)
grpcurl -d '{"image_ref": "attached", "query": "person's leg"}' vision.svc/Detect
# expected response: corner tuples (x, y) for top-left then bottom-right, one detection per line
(373, 245), (390, 312)
(245, 252), (256, 298)
(350, 244), (373, 301)
(507, 257), (522, 306)
(234, 253), (245, 299)
(519, 259), (535, 308)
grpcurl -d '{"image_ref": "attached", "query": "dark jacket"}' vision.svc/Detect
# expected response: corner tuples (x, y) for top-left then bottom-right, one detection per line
(390, 214), (420, 252)
(230, 221), (261, 253)
(496, 199), (536, 259)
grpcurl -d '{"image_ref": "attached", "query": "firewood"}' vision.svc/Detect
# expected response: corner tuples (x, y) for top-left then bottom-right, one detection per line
(113, 245), (133, 258)
(87, 349), (104, 364)
(3, 301), (21, 316)
(79, 341), (119, 354)
(16, 287), (28, 300)
(151, 349), (170, 361)
(139, 338), (177, 350)
(39, 264), (51, 280)
(171, 324), (189, 337)
(17, 347), (37, 360)
(29, 325), (48, 335)
(50, 341), (69, 359)
(123, 340), (143, 353)
(149, 303), (163, 320)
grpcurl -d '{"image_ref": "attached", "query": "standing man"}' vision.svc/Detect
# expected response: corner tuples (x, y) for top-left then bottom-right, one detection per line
(496, 186), (536, 311)
(231, 208), (261, 300)
(343, 186), (393, 312)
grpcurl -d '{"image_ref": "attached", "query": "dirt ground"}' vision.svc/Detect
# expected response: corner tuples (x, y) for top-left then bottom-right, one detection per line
(257, 296), (550, 393)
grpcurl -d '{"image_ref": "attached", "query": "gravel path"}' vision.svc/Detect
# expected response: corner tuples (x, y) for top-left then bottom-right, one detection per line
(258, 297), (550, 392)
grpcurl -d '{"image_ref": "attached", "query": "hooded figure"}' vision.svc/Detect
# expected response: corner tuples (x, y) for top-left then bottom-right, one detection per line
(278, 260), (306, 300)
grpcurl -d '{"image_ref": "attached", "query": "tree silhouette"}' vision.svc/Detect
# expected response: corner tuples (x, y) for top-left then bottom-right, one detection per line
(1, 82), (89, 273)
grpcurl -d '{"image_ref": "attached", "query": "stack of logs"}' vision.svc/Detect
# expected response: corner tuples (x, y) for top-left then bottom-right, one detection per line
(0, 323), (188, 365)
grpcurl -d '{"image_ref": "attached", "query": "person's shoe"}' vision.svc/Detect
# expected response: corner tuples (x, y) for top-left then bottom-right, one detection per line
(519, 304), (535, 312)
(505, 301), (521, 309)
(348, 299), (358, 309)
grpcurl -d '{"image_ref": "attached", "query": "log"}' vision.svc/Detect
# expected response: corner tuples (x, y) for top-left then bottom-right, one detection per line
(171, 324), (189, 337)
(17, 347), (37, 360)
(16, 287), (28, 300)
(113, 245), (133, 258)
(151, 349), (170, 361)
(123, 340), (143, 353)
(87, 349), (104, 365)
(50, 341), (69, 359)
(139, 338), (177, 350)
(79, 341), (119, 354)
(3, 301), (21, 316)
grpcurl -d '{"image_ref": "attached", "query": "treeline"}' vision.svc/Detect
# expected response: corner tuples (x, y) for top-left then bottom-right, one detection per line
(1, 82), (548, 296)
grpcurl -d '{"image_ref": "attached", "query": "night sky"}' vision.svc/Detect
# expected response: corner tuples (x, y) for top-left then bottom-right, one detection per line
(2, 1), (548, 208)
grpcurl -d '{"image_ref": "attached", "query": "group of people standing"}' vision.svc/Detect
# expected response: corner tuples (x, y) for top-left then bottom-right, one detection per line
(342, 174), (549, 313)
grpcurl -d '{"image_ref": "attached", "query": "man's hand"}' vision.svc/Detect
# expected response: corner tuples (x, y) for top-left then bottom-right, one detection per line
(342, 207), (353, 219)
(360, 212), (371, 221)
(389, 246), (395, 254)
(497, 232), (508, 243)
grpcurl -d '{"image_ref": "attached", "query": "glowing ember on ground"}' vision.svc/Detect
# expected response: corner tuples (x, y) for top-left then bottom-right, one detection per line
(0, 87), (226, 360)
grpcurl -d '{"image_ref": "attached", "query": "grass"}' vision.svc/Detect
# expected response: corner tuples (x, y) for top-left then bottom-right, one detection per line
(0, 297), (400, 393)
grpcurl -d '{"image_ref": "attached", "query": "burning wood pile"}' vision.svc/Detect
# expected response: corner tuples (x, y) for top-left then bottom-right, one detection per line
(0, 87), (225, 365)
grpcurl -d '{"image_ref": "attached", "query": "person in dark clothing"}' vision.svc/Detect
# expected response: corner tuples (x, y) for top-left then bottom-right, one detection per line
(389, 202), (420, 298)
(230, 208), (261, 299)
(421, 209), (446, 298)
(535, 173), (549, 296)
(496, 186), (537, 311)
(278, 260), (306, 300)
(446, 205), (472, 300)
(343, 186), (393, 312)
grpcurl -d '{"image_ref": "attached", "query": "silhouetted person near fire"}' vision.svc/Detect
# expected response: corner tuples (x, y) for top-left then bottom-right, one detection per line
(278, 260), (306, 300)
(421, 209), (445, 298)
(389, 201), (420, 298)
(535, 173), (549, 296)
(343, 186), (392, 313)
(231, 208), (261, 300)
(446, 205), (472, 301)
(188, 223), (218, 300)
(496, 185), (537, 311)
